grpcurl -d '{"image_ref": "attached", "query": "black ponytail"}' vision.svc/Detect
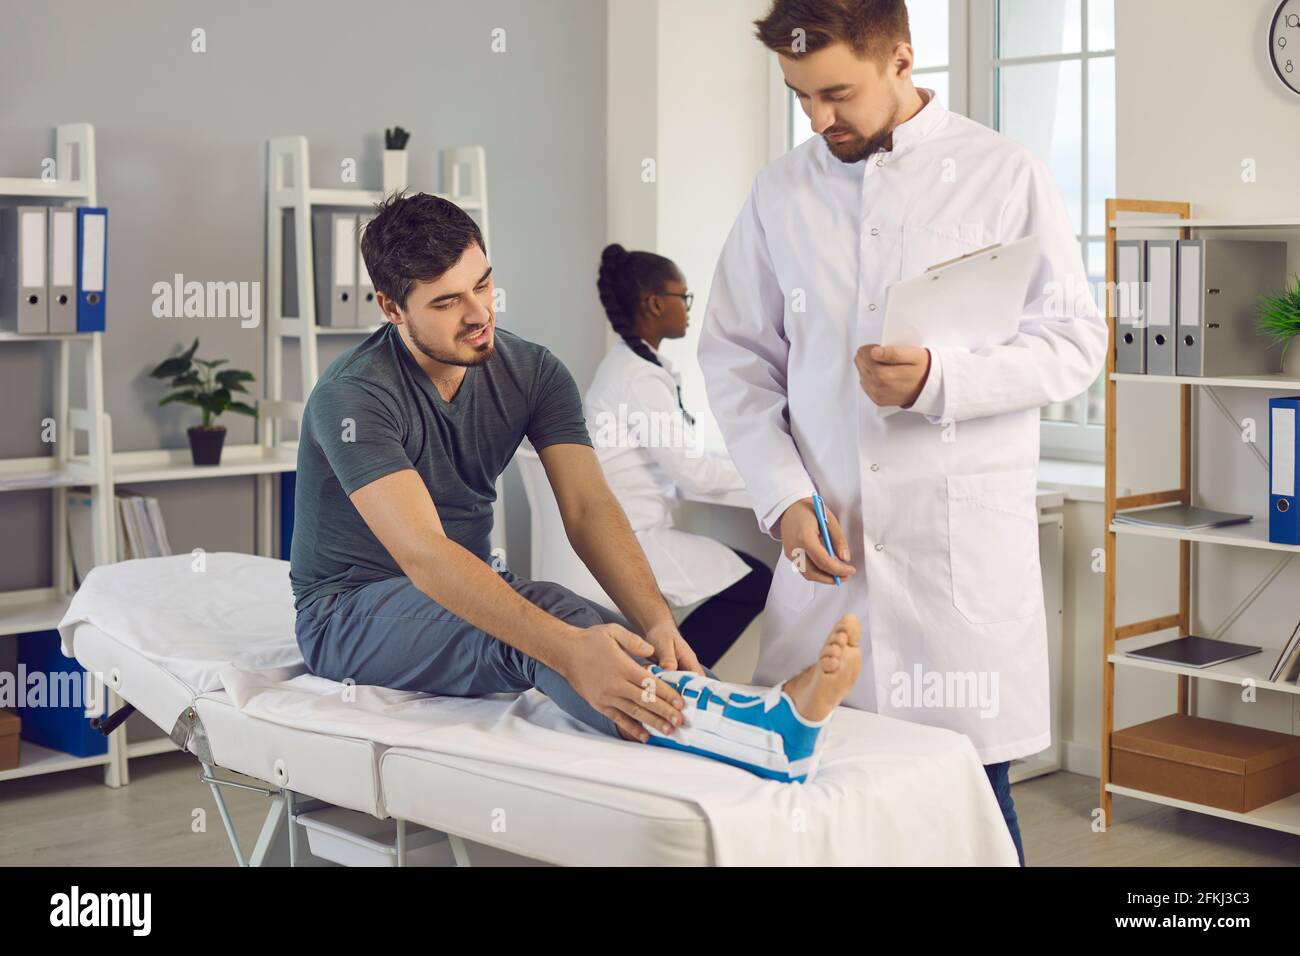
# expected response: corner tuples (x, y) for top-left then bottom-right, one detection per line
(596, 243), (695, 426)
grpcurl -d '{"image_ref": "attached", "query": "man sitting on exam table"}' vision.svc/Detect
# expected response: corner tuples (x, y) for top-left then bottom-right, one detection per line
(288, 191), (862, 783)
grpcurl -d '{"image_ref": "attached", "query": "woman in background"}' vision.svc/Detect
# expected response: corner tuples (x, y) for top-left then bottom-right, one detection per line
(586, 243), (772, 668)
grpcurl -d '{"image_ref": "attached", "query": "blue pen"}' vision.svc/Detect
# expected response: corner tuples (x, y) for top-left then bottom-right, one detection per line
(811, 494), (841, 586)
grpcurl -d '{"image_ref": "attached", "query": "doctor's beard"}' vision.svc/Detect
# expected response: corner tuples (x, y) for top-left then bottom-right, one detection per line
(824, 89), (904, 164)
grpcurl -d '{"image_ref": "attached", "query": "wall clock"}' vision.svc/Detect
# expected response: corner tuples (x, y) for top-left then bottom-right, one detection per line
(1271, 0), (1300, 95)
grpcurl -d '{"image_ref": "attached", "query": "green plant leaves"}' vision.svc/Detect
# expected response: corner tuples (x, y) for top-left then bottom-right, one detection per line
(152, 338), (257, 427)
(215, 369), (254, 393)
(1256, 274), (1300, 342)
(151, 356), (190, 379)
(159, 391), (205, 408)
(149, 338), (200, 379)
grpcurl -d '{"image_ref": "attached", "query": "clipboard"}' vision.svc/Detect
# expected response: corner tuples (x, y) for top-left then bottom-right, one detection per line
(875, 234), (1041, 418)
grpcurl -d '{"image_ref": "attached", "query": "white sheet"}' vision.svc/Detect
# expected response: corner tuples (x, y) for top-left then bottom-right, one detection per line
(223, 667), (1018, 865)
(59, 554), (1019, 866)
(59, 552), (302, 694)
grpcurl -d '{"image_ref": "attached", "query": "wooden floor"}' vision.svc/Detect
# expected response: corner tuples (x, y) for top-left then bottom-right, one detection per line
(2, 752), (1298, 866)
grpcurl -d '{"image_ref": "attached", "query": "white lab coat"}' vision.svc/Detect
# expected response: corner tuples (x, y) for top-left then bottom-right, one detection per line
(585, 340), (751, 606)
(698, 90), (1107, 763)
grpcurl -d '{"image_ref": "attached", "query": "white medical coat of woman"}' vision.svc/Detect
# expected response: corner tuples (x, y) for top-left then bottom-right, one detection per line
(585, 339), (750, 607)
(698, 91), (1107, 764)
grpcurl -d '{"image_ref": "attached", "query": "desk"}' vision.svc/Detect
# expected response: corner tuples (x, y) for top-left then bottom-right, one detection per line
(684, 485), (1066, 512)
(679, 486), (753, 510)
(1016, 492), (1066, 783)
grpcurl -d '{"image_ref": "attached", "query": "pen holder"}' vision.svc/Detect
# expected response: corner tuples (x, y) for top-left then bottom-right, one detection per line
(382, 150), (408, 196)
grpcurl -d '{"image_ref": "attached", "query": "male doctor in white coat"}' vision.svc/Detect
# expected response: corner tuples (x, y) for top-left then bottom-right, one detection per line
(699, 0), (1107, 865)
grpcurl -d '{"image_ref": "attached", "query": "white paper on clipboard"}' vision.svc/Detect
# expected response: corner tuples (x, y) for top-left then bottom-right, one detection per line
(875, 233), (1041, 418)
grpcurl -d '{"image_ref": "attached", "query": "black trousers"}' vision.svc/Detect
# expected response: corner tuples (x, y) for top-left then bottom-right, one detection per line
(678, 550), (773, 668)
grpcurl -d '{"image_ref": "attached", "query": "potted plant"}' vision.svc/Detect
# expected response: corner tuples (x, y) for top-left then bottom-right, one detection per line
(383, 125), (410, 195)
(1257, 275), (1300, 379)
(149, 339), (257, 466)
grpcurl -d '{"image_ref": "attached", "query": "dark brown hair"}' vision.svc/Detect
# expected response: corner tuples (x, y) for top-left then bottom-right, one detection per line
(754, 0), (911, 61)
(361, 190), (485, 310)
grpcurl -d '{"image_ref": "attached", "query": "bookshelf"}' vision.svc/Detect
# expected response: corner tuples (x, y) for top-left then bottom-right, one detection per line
(264, 136), (489, 405)
(0, 128), (296, 787)
(75, 133), (493, 782)
(0, 123), (120, 786)
(1100, 198), (1300, 836)
(262, 137), (503, 554)
(2, 133), (494, 789)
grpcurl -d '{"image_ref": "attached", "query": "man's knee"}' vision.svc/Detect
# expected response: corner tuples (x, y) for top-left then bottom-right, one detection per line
(513, 577), (613, 630)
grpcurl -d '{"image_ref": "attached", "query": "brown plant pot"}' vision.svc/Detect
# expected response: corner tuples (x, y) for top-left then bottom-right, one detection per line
(187, 425), (227, 466)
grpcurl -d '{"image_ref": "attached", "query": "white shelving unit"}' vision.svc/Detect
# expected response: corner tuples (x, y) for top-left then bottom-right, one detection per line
(83, 138), (498, 785)
(1113, 629), (1300, 700)
(1110, 515), (1300, 554)
(1113, 371), (1300, 390)
(262, 138), (503, 551)
(98, 398), (304, 778)
(264, 136), (490, 406)
(1108, 216), (1300, 230)
(1100, 199), (1300, 837)
(4, 134), (494, 790)
(107, 402), (301, 565)
(0, 123), (120, 786)
(2, 129), (306, 789)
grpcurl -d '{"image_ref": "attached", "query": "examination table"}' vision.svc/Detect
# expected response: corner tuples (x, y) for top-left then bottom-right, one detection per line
(57, 553), (1020, 866)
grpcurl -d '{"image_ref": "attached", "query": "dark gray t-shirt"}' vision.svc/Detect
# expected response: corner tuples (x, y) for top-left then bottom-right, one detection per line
(289, 323), (592, 611)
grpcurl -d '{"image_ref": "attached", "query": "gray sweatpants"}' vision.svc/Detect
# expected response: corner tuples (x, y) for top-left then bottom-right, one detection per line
(294, 571), (632, 737)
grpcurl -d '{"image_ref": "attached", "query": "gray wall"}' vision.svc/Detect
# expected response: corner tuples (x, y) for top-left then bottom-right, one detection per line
(0, 0), (609, 590)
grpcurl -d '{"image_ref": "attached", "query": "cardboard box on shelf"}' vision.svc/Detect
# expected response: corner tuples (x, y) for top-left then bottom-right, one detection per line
(1112, 714), (1300, 813)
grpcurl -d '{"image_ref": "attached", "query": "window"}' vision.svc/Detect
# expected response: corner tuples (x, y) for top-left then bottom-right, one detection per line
(976, 0), (1115, 460)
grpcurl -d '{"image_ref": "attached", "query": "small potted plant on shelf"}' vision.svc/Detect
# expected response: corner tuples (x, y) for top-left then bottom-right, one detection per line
(149, 339), (257, 466)
(1257, 275), (1300, 379)
(383, 125), (410, 195)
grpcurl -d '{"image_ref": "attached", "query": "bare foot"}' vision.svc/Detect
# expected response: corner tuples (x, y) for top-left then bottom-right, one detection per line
(782, 614), (862, 723)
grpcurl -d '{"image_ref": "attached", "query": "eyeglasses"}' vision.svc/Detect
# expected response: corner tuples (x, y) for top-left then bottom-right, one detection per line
(657, 290), (694, 310)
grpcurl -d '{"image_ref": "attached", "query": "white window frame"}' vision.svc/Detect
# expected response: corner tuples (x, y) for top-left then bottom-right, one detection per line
(969, 0), (1114, 463)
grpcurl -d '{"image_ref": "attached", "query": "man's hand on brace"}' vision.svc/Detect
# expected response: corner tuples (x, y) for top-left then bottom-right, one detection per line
(560, 623), (687, 743)
(643, 618), (704, 675)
